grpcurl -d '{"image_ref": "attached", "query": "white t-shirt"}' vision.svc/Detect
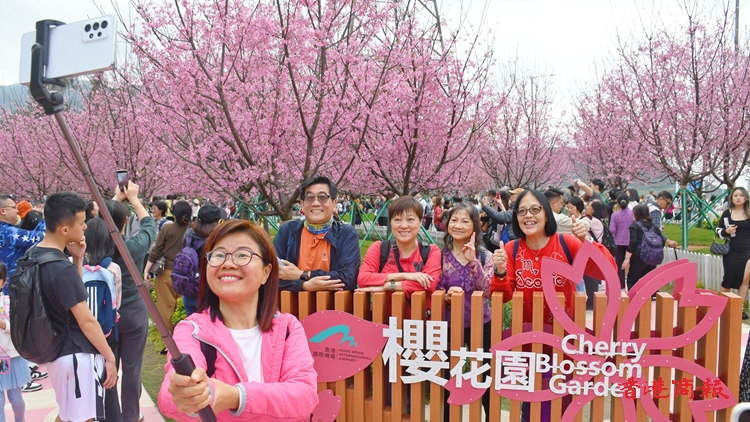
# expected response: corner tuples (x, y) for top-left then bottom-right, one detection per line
(228, 325), (264, 383)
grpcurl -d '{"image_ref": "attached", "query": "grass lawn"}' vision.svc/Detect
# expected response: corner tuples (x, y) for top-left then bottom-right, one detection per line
(663, 224), (715, 254)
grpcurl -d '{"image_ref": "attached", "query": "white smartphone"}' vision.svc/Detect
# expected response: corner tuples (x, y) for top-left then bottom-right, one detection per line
(19, 16), (117, 85)
(731, 402), (750, 422)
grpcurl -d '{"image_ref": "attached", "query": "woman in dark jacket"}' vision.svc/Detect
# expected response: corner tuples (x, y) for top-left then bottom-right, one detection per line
(622, 204), (664, 291)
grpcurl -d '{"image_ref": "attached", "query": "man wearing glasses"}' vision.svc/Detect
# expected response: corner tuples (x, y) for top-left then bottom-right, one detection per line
(0, 194), (47, 278)
(274, 176), (360, 291)
(648, 190), (679, 248)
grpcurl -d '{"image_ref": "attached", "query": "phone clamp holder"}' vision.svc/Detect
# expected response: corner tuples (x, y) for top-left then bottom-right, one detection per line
(29, 19), (67, 115)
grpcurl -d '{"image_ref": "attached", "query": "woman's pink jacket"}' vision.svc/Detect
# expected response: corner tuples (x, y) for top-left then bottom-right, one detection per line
(158, 311), (319, 421)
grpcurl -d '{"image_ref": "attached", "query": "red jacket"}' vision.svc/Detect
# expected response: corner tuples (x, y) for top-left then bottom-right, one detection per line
(158, 311), (318, 421)
(490, 234), (616, 324)
(358, 240), (442, 310)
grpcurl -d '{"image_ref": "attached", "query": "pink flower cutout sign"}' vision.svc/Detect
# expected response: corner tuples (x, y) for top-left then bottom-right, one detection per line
(301, 243), (736, 421)
(490, 242), (736, 422)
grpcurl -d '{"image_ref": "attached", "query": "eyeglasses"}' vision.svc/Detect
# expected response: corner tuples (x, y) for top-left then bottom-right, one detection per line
(517, 205), (543, 217)
(205, 249), (261, 267)
(302, 194), (331, 205)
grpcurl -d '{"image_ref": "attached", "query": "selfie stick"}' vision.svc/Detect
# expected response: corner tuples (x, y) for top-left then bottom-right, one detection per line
(28, 19), (216, 422)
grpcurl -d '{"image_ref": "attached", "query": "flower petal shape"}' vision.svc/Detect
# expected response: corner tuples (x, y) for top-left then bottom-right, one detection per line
(310, 390), (341, 422)
(542, 241), (621, 345)
(618, 259), (727, 351)
(302, 310), (389, 382)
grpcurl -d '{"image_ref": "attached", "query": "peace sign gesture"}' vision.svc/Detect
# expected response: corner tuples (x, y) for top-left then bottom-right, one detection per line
(461, 233), (477, 263)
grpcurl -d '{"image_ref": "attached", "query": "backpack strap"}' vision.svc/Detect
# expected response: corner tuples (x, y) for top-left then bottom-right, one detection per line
(378, 240), (391, 273)
(559, 234), (573, 265)
(480, 249), (487, 265)
(201, 341), (217, 378)
(379, 240), (431, 273)
(512, 239), (519, 261)
(35, 251), (70, 266)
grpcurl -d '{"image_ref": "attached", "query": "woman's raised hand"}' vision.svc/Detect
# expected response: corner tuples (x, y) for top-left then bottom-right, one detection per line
(493, 241), (507, 273)
(461, 233), (477, 263)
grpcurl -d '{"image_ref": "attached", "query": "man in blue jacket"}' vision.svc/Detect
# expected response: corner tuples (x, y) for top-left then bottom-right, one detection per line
(0, 194), (46, 278)
(274, 176), (360, 291)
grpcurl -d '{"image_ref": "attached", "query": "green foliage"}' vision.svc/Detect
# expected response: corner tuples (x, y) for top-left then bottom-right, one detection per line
(172, 298), (186, 326)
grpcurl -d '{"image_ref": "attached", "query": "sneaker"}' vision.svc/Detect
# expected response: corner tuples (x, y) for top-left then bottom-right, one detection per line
(30, 368), (48, 380)
(21, 381), (42, 393)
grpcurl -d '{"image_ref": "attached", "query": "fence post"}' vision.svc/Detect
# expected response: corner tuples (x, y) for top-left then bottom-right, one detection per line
(430, 291), (447, 422)
(449, 291), (465, 422)
(718, 292), (743, 422)
(489, 292), (504, 422)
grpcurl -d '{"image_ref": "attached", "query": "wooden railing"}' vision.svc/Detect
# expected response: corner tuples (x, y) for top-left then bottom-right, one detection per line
(280, 289), (743, 422)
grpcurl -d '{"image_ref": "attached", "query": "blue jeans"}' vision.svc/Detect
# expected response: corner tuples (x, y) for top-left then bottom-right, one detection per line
(183, 295), (199, 316)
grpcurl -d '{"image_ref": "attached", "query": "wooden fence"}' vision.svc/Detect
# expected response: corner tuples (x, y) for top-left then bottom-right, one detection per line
(280, 289), (743, 422)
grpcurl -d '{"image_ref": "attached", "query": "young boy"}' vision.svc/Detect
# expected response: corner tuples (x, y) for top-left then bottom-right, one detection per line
(34, 192), (116, 422)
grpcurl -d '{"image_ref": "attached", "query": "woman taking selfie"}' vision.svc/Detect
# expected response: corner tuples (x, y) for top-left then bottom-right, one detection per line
(158, 220), (318, 421)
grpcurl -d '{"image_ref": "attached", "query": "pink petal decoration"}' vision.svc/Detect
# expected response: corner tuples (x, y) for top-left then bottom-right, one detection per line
(301, 310), (388, 382)
(310, 390), (341, 422)
(444, 376), (488, 405)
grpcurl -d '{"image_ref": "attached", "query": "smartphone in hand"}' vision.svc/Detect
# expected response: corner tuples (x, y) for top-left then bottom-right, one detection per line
(116, 169), (129, 192)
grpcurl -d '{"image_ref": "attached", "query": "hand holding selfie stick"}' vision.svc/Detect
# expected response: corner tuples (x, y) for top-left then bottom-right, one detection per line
(28, 19), (216, 422)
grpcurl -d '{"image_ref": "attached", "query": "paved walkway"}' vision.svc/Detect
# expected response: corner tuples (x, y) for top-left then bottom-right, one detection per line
(10, 364), (165, 422)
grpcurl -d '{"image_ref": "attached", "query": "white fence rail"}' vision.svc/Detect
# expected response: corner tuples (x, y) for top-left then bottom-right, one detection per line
(662, 247), (723, 291)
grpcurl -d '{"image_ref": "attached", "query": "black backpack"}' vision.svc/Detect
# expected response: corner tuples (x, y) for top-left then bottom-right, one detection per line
(379, 239), (432, 272)
(9, 248), (69, 364)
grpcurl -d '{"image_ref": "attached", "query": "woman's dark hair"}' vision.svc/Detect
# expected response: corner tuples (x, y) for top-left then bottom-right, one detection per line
(433, 196), (443, 208)
(20, 210), (43, 231)
(172, 201), (192, 227)
(197, 220), (279, 332)
(589, 200), (607, 220)
(567, 196), (584, 213)
(151, 201), (167, 217)
(105, 200), (129, 233)
(627, 188), (640, 203)
(192, 218), (219, 238)
(616, 193), (629, 210)
(388, 196), (423, 221)
(608, 190), (619, 201)
(0, 262), (6, 283)
(633, 204), (652, 222)
(85, 200), (98, 222)
(84, 218), (115, 266)
(511, 190), (557, 240)
(443, 203), (482, 255)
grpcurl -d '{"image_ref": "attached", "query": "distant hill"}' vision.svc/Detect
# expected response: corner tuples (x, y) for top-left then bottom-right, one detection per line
(0, 84), (30, 106)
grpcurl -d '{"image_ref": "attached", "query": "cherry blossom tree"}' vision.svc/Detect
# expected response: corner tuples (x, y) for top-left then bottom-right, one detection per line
(589, 9), (750, 188)
(121, 0), (401, 220)
(479, 71), (569, 190)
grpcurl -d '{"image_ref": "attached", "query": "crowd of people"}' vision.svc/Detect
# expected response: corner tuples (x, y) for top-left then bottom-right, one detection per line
(1, 175), (749, 421)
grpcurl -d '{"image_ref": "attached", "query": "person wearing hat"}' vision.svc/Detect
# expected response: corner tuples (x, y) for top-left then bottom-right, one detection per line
(15, 200), (32, 221)
(0, 195), (46, 279)
(178, 204), (228, 316)
(274, 176), (360, 292)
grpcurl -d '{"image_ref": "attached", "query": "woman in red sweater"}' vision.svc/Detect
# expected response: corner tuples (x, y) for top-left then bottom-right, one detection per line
(490, 190), (616, 325)
(357, 196), (442, 308)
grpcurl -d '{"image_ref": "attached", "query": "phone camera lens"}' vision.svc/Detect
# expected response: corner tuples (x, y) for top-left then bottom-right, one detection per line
(93, 22), (100, 30)
(85, 24), (91, 32)
(98, 32), (102, 37)
(89, 33), (94, 39)
(101, 20), (108, 29)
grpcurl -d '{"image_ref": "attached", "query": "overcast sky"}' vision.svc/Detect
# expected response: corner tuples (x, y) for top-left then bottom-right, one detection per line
(2, 0), (748, 96)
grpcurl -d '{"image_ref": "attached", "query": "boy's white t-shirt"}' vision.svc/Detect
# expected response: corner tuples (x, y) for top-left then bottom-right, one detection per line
(228, 326), (264, 382)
